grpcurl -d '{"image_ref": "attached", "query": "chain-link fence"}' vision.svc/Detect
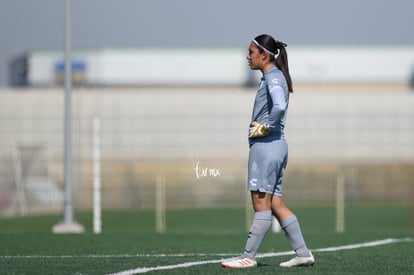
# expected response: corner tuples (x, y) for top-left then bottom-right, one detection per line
(1, 86), (413, 216)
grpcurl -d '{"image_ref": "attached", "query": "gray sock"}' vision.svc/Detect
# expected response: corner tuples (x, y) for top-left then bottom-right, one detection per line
(242, 210), (272, 260)
(280, 215), (310, 257)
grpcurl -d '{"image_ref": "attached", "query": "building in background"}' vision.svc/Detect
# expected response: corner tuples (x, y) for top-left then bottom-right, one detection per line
(8, 46), (414, 87)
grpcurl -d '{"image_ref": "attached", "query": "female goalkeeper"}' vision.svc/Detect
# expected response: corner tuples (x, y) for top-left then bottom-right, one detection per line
(221, 34), (314, 269)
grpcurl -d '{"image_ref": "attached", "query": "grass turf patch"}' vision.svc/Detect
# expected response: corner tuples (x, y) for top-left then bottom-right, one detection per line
(0, 205), (413, 274)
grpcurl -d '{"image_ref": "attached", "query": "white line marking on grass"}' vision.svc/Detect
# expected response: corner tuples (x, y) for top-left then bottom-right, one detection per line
(0, 253), (239, 259)
(313, 237), (413, 253)
(107, 237), (413, 275)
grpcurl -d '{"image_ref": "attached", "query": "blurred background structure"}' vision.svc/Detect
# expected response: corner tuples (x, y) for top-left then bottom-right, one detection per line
(0, 1), (413, 219)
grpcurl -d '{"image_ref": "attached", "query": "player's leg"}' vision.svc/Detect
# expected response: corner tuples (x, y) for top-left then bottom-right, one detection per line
(271, 194), (293, 221)
(222, 143), (274, 268)
(270, 140), (314, 267)
(272, 195), (309, 256)
(221, 191), (272, 268)
(243, 191), (273, 258)
(240, 142), (276, 262)
(272, 196), (314, 267)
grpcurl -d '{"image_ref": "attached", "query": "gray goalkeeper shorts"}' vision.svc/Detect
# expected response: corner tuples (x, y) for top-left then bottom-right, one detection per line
(247, 138), (288, 196)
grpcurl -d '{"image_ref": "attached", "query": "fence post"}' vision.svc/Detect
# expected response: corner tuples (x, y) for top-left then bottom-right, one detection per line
(156, 175), (166, 233)
(336, 172), (345, 233)
(93, 116), (102, 234)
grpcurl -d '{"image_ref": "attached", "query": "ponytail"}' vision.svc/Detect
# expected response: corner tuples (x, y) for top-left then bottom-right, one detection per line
(275, 46), (293, 93)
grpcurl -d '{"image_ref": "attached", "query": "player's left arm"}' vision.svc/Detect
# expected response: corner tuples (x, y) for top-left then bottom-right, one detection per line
(249, 78), (287, 138)
(266, 79), (287, 130)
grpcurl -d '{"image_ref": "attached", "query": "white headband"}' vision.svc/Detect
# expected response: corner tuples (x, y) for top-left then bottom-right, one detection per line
(252, 39), (276, 57)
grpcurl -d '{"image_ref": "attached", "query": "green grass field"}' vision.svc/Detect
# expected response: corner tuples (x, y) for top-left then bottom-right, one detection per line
(0, 205), (413, 275)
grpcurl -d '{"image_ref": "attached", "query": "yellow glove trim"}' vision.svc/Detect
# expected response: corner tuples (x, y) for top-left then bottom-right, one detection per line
(249, 121), (270, 138)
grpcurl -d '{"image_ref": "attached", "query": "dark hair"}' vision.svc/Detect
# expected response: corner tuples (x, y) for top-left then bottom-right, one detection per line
(254, 34), (293, 93)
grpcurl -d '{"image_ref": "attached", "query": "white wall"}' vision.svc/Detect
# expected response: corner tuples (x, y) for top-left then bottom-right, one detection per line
(289, 45), (414, 83)
(27, 46), (414, 86)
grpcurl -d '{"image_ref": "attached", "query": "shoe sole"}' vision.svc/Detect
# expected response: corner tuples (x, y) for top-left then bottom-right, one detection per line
(280, 262), (314, 268)
(221, 263), (257, 268)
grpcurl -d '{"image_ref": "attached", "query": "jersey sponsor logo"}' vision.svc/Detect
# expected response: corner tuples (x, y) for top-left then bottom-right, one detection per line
(249, 178), (258, 186)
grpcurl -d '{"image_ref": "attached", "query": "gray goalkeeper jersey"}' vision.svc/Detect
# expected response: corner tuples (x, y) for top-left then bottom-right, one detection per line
(249, 66), (289, 145)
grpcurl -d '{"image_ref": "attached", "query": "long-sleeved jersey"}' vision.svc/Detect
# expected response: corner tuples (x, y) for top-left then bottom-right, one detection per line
(249, 66), (289, 144)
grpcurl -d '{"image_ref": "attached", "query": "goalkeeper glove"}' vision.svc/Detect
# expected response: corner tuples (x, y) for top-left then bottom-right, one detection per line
(249, 121), (270, 138)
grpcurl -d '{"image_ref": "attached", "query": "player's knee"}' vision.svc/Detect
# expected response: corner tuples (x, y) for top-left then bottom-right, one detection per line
(251, 192), (271, 211)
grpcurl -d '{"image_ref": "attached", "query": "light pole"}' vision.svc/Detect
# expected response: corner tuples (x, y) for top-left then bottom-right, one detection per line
(53, 0), (84, 234)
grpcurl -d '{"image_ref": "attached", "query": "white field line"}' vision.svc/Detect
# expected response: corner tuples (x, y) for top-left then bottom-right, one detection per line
(108, 237), (413, 275)
(0, 253), (239, 259)
(1, 238), (412, 272)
